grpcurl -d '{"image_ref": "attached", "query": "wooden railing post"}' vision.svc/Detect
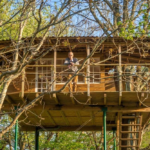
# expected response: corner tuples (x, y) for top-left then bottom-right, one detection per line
(21, 67), (25, 99)
(35, 61), (39, 98)
(118, 45), (122, 105)
(86, 45), (90, 98)
(53, 48), (57, 91)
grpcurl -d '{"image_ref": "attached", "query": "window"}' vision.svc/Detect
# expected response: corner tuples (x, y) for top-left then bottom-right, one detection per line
(35, 57), (101, 92)
(90, 58), (101, 83)
(35, 59), (52, 92)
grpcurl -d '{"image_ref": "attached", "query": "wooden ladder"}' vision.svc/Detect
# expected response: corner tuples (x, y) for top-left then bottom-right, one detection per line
(119, 113), (142, 150)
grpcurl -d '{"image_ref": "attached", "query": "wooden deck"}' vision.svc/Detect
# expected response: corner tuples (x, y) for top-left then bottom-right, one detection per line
(3, 91), (150, 131)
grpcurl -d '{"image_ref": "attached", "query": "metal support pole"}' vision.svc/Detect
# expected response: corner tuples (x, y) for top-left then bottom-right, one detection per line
(113, 128), (116, 150)
(15, 106), (18, 150)
(35, 127), (39, 150)
(102, 107), (107, 150)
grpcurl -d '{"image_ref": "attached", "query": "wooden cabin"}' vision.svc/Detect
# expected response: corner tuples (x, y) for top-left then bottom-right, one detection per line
(2, 37), (150, 149)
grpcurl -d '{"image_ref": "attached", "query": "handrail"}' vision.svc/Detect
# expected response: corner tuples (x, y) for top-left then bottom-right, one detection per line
(26, 63), (150, 67)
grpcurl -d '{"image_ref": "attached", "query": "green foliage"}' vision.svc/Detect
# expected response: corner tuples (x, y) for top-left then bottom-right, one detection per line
(141, 131), (150, 148)
(119, 4), (150, 39)
(0, 0), (73, 40)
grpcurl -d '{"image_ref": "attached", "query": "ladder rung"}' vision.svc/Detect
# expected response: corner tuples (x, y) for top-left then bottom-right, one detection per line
(120, 145), (139, 147)
(121, 124), (140, 126)
(121, 131), (140, 133)
(120, 138), (139, 140)
(122, 116), (141, 119)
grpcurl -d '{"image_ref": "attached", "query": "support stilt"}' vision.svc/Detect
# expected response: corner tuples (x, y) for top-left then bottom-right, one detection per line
(15, 106), (18, 150)
(102, 107), (107, 150)
(35, 127), (39, 150)
(113, 128), (116, 150)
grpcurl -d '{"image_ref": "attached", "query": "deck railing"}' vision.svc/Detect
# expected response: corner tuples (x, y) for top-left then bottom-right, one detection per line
(22, 63), (150, 95)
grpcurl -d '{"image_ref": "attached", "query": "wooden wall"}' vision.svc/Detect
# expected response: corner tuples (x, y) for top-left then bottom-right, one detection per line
(7, 51), (118, 94)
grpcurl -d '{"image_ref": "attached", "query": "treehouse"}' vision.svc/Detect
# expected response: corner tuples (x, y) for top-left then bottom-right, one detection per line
(2, 36), (150, 150)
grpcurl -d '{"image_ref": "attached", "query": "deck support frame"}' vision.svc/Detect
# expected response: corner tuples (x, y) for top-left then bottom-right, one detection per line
(35, 127), (39, 150)
(113, 127), (117, 150)
(102, 107), (107, 150)
(15, 106), (18, 150)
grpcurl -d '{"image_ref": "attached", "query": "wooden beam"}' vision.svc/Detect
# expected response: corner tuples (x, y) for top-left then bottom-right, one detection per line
(3, 105), (150, 112)
(20, 125), (115, 131)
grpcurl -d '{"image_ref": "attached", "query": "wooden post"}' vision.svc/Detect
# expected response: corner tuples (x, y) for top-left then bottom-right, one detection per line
(118, 45), (122, 105)
(35, 61), (38, 93)
(116, 113), (120, 150)
(21, 67), (25, 98)
(53, 48), (57, 91)
(86, 45), (90, 98)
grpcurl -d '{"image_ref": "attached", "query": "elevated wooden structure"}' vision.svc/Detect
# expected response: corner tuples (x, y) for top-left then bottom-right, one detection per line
(1, 37), (150, 149)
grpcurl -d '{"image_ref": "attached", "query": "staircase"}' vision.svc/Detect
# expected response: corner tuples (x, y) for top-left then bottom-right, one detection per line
(119, 113), (142, 150)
